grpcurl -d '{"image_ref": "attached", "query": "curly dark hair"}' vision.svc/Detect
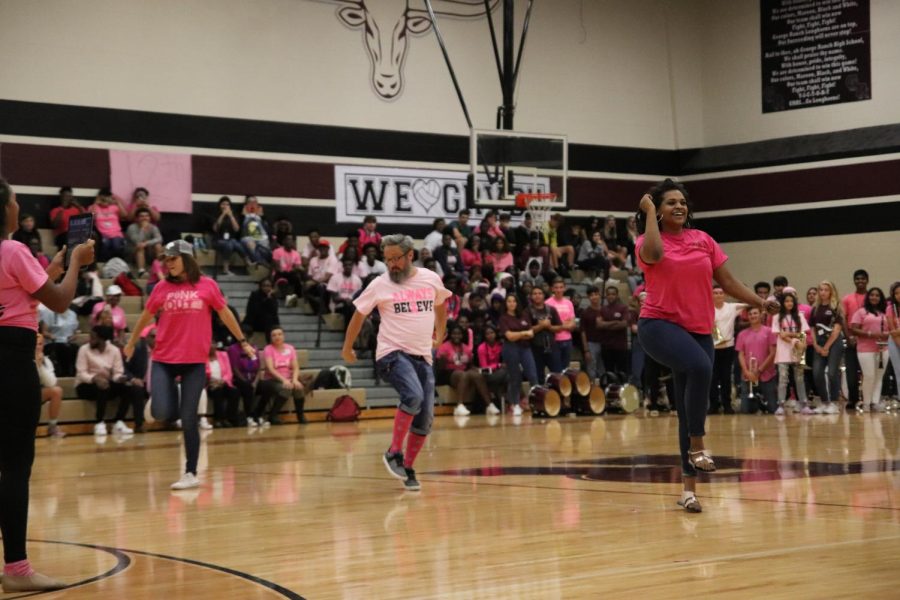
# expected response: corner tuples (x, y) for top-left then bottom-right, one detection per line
(634, 178), (693, 234)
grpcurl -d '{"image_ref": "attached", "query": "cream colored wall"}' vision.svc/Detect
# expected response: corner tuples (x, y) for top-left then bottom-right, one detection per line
(720, 231), (900, 297)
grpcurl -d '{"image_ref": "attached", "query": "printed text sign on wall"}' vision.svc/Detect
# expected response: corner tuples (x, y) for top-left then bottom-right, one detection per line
(761, 0), (871, 113)
(334, 166), (548, 225)
(109, 150), (193, 213)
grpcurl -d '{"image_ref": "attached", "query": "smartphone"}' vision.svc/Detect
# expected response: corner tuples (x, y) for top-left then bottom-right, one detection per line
(65, 213), (94, 268)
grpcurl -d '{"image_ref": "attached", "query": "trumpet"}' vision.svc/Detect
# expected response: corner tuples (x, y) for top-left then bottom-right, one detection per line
(793, 331), (810, 369)
(713, 323), (726, 346)
(747, 356), (758, 400)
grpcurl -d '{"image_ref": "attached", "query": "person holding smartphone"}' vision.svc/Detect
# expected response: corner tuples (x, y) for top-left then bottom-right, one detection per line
(0, 179), (94, 592)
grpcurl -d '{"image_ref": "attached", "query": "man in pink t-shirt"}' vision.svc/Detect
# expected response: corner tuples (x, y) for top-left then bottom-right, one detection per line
(342, 234), (449, 492)
(735, 307), (777, 414)
(545, 278), (577, 371)
(841, 269), (868, 409)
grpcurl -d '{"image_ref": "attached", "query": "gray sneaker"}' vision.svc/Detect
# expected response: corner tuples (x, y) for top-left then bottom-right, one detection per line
(383, 450), (406, 480)
(403, 468), (421, 492)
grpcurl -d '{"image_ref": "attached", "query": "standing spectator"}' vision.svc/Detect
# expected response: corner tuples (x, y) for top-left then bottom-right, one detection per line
(206, 343), (241, 427)
(850, 288), (890, 412)
(841, 269), (869, 410)
(49, 186), (84, 250)
(125, 187), (161, 223)
(38, 303), (80, 377)
(90, 285), (127, 339)
(11, 214), (40, 248)
(545, 278), (577, 370)
(436, 325), (495, 416)
(243, 279), (280, 342)
(423, 218), (451, 253)
(710, 284), (745, 415)
(240, 197), (272, 266)
(772, 292), (811, 414)
(772, 276), (789, 300)
(528, 286), (563, 377)
(228, 324), (261, 427)
(211, 196), (247, 276)
(596, 286), (631, 377)
(810, 281), (844, 414)
(125, 208), (163, 277)
(735, 307), (778, 413)
(498, 294), (538, 416)
(35, 334), (65, 438)
(257, 326), (311, 425)
(89, 188), (127, 261)
(433, 233), (464, 277)
(327, 259), (363, 330)
(358, 243), (388, 280)
(886, 282), (900, 406)
(75, 326), (143, 436)
(358, 215), (382, 251)
(580, 286), (606, 383)
(272, 234), (304, 306)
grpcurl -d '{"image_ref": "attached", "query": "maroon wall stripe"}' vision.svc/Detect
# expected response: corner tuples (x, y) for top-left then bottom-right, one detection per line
(568, 177), (649, 212)
(191, 155), (334, 198)
(0, 143), (109, 188)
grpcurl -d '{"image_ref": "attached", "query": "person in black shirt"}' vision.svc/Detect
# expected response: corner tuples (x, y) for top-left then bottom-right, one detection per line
(242, 278), (280, 343)
(11, 214), (41, 249)
(527, 286), (563, 378)
(211, 196), (248, 276)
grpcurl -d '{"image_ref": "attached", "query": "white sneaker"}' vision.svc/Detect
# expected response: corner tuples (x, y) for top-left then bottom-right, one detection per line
(453, 403), (471, 416)
(512, 404), (523, 417)
(260, 419), (271, 429)
(94, 422), (108, 436)
(247, 417), (258, 427)
(486, 403), (501, 415)
(774, 406), (785, 416)
(170, 473), (200, 490)
(112, 420), (133, 434)
(824, 402), (839, 415)
(785, 399), (800, 411)
(871, 402), (887, 413)
(200, 417), (213, 430)
(175, 419), (182, 429)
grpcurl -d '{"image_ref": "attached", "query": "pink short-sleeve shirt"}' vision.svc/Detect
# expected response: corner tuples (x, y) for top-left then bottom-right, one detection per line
(264, 344), (297, 380)
(145, 276), (226, 363)
(0, 240), (49, 330)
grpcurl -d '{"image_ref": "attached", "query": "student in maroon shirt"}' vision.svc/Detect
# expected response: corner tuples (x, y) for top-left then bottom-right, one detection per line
(580, 286), (606, 382)
(596, 286), (631, 377)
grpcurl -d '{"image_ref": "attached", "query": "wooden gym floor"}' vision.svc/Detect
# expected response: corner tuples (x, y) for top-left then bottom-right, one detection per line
(7, 411), (900, 599)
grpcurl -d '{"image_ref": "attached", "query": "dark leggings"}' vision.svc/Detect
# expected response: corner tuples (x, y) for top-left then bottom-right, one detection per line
(709, 347), (735, 413)
(150, 362), (206, 475)
(638, 319), (714, 477)
(0, 327), (41, 563)
(76, 381), (144, 425)
(812, 334), (844, 402)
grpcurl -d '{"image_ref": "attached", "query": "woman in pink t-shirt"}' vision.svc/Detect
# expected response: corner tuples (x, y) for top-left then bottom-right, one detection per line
(460, 235), (484, 271)
(483, 236), (514, 276)
(436, 325), (497, 416)
(849, 288), (890, 411)
(0, 179), (94, 592)
(771, 292), (812, 414)
(887, 282), (900, 409)
(635, 178), (778, 514)
(476, 324), (508, 413)
(257, 326), (312, 426)
(124, 240), (248, 491)
(88, 188), (127, 261)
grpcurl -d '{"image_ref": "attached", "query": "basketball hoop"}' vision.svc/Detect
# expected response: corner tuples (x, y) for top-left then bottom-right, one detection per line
(515, 193), (558, 232)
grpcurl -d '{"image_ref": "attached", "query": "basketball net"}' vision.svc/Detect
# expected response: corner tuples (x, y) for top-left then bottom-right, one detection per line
(515, 193), (558, 232)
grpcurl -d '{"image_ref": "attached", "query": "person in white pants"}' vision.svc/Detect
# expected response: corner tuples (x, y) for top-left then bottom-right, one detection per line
(849, 288), (890, 411)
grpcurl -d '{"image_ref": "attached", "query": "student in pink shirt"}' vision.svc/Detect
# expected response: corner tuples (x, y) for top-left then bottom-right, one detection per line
(256, 327), (313, 425)
(483, 236), (514, 275)
(635, 179), (778, 514)
(327, 259), (363, 330)
(89, 188), (127, 261)
(271, 234), (304, 306)
(735, 307), (777, 414)
(342, 234), (450, 491)
(849, 288), (890, 412)
(887, 282), (900, 408)
(545, 277), (577, 370)
(436, 324), (496, 416)
(91, 285), (127, 337)
(125, 240), (249, 491)
(841, 269), (869, 410)
(206, 342), (240, 427)
(0, 179), (95, 592)
(771, 292), (811, 414)
(476, 324), (507, 413)
(358, 215), (382, 252)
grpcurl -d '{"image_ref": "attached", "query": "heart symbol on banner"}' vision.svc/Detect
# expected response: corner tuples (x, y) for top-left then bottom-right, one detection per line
(411, 179), (441, 213)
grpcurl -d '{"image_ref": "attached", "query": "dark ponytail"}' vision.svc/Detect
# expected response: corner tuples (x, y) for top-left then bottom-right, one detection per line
(0, 178), (11, 242)
(634, 178), (693, 234)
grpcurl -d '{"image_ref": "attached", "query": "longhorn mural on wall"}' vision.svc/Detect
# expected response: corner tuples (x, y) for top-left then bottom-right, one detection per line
(315, 0), (499, 100)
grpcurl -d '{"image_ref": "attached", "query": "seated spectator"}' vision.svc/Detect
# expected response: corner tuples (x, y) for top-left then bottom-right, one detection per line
(358, 215), (382, 251)
(271, 215), (293, 248)
(512, 212), (536, 259)
(300, 228), (336, 267)
(412, 246), (444, 277)
(518, 232), (551, 273)
(436, 325), (496, 416)
(39, 303), (80, 377)
(36, 334), (66, 438)
(12, 213), (41, 248)
(75, 326), (144, 436)
(484, 236), (514, 276)
(125, 187), (161, 223)
(447, 209), (473, 248)
(240, 196), (272, 266)
(145, 252), (166, 295)
(518, 258), (546, 289)
(256, 326), (312, 425)
(229, 323), (261, 427)
(272, 234), (304, 306)
(91, 285), (127, 338)
(498, 212), (515, 248)
(478, 209), (504, 239)
(125, 208), (163, 277)
(423, 218), (452, 253)
(477, 324), (508, 409)
(600, 215), (620, 253)
(206, 342), (241, 427)
(444, 274), (462, 322)
(433, 233), (464, 277)
(71, 264), (104, 315)
(327, 259), (363, 329)
(491, 272), (515, 299)
(488, 292), (505, 324)
(461, 235), (484, 271)
(212, 299), (242, 347)
(27, 238), (50, 269)
(358, 243), (387, 280)
(243, 278), (280, 342)
(576, 230), (610, 282)
(89, 188), (128, 261)
(338, 229), (361, 259)
(50, 186), (86, 249)
(123, 325), (154, 431)
(545, 214), (575, 276)
(211, 196), (248, 276)
(305, 241), (342, 312)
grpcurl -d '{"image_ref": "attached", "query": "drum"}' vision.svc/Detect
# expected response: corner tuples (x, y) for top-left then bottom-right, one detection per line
(564, 369), (592, 398)
(529, 386), (562, 417)
(604, 383), (641, 414)
(545, 372), (572, 398)
(571, 384), (606, 415)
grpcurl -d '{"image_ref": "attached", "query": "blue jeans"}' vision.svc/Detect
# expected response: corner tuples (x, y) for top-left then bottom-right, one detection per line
(586, 341), (607, 382)
(216, 238), (247, 265)
(101, 236), (126, 261)
(739, 378), (777, 413)
(890, 338), (900, 399)
(557, 339), (573, 371)
(638, 318), (714, 477)
(629, 338), (644, 386)
(150, 362), (207, 475)
(502, 342), (539, 408)
(532, 346), (562, 379)
(812, 333), (844, 402)
(376, 351), (435, 436)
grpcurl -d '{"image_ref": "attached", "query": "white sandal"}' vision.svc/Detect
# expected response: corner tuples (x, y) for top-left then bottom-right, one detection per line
(688, 449), (716, 472)
(677, 494), (703, 513)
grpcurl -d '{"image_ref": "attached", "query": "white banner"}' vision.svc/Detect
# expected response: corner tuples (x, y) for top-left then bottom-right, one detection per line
(334, 165), (550, 225)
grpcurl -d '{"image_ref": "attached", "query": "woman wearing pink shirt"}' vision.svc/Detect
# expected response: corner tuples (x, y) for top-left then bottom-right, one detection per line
(89, 188), (127, 261)
(484, 236), (514, 276)
(436, 325), (497, 416)
(850, 288), (890, 412)
(460, 235), (484, 271)
(257, 326), (312, 425)
(772, 292), (812, 415)
(0, 179), (94, 592)
(887, 283), (900, 407)
(636, 179), (777, 514)
(125, 240), (249, 491)
(90, 285), (127, 336)
(477, 324), (508, 412)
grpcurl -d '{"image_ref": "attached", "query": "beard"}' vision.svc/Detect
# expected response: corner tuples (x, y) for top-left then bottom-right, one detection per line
(389, 263), (413, 283)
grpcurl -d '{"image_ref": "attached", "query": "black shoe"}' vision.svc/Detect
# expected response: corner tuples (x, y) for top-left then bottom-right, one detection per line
(403, 468), (421, 491)
(298, 413), (308, 424)
(269, 416), (283, 426)
(383, 450), (406, 480)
